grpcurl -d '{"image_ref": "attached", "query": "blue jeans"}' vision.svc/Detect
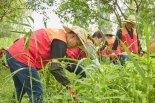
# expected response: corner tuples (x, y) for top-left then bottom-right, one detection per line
(120, 55), (130, 66)
(6, 52), (43, 103)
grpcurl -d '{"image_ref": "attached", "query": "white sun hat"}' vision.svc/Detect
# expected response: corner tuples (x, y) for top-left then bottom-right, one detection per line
(124, 15), (136, 23)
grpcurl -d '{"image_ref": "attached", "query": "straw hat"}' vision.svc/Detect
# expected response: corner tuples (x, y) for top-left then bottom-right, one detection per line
(124, 15), (136, 23)
(63, 26), (88, 47)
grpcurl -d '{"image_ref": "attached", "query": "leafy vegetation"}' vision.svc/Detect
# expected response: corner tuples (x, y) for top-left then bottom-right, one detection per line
(0, 0), (155, 103)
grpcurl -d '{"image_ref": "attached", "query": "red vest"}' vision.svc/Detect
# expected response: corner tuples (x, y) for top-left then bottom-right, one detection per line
(120, 27), (139, 53)
(66, 47), (87, 60)
(100, 37), (121, 55)
(8, 28), (67, 69)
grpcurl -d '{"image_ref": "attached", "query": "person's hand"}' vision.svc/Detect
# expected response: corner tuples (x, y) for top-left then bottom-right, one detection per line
(140, 51), (145, 56)
(109, 52), (116, 60)
(68, 87), (76, 101)
(0, 48), (6, 58)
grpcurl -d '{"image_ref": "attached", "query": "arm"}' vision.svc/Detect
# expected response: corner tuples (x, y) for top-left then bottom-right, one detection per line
(84, 41), (100, 66)
(50, 39), (70, 86)
(98, 41), (108, 55)
(136, 33), (142, 53)
(100, 41), (108, 51)
(112, 29), (122, 51)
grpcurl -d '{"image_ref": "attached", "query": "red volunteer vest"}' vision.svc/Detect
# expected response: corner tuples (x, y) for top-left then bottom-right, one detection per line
(8, 28), (66, 69)
(66, 47), (87, 60)
(120, 27), (139, 53)
(100, 37), (120, 56)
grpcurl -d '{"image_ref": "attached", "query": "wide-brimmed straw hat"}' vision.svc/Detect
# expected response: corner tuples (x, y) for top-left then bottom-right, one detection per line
(124, 15), (136, 23)
(63, 26), (88, 47)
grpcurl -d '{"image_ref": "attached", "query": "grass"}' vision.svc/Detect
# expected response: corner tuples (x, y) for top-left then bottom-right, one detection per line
(0, 24), (155, 103)
(1, 56), (155, 103)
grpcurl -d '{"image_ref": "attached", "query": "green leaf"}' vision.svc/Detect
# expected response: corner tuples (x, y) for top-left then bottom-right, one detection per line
(28, 16), (34, 24)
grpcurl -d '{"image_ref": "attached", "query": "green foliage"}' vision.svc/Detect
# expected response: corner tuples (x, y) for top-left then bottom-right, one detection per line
(55, 0), (99, 28)
(0, 0), (26, 38)
(0, 0), (155, 103)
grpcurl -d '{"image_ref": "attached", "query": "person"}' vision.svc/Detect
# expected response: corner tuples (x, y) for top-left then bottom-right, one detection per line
(100, 31), (120, 64)
(6, 26), (90, 103)
(91, 30), (105, 46)
(65, 30), (105, 79)
(112, 15), (143, 65)
(89, 30), (106, 63)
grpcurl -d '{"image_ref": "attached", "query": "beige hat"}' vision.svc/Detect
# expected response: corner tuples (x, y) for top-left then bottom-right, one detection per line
(63, 26), (88, 44)
(124, 15), (136, 23)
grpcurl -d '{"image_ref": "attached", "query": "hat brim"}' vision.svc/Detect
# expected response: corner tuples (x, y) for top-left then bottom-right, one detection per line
(63, 26), (87, 48)
(104, 34), (115, 36)
(123, 20), (136, 23)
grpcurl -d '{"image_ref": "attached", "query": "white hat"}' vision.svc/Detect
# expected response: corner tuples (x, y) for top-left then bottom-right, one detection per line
(124, 15), (136, 23)
(63, 26), (89, 48)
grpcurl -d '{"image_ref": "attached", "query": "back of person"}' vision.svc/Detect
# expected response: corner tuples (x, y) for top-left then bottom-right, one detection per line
(8, 28), (66, 69)
(6, 26), (90, 102)
(100, 37), (115, 55)
(66, 47), (87, 60)
(119, 27), (139, 53)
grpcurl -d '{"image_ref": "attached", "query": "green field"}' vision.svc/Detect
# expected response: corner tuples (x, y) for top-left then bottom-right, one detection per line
(0, 36), (155, 103)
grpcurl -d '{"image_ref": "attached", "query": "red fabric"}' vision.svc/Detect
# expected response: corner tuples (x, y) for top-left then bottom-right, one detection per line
(100, 49), (107, 56)
(68, 87), (76, 100)
(151, 42), (155, 53)
(8, 29), (52, 69)
(66, 47), (87, 60)
(100, 38), (121, 56)
(120, 27), (139, 53)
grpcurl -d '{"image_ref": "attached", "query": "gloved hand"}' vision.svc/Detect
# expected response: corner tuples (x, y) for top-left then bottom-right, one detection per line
(68, 87), (76, 101)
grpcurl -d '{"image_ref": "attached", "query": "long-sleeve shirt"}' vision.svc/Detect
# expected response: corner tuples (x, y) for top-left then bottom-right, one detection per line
(112, 26), (142, 53)
(50, 39), (70, 86)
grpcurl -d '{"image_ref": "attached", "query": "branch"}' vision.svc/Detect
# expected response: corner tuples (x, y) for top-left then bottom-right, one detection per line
(133, 0), (143, 13)
(101, 17), (118, 24)
(114, 9), (122, 27)
(112, 2), (122, 27)
(138, 0), (143, 7)
(120, 0), (135, 12)
(0, 9), (10, 22)
(102, 0), (122, 27)
(114, 0), (126, 19)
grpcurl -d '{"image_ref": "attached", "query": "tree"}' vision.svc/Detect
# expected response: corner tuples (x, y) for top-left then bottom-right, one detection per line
(0, 0), (26, 37)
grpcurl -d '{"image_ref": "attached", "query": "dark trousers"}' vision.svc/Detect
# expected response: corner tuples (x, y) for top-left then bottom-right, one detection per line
(110, 55), (129, 66)
(119, 54), (130, 66)
(6, 52), (43, 103)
